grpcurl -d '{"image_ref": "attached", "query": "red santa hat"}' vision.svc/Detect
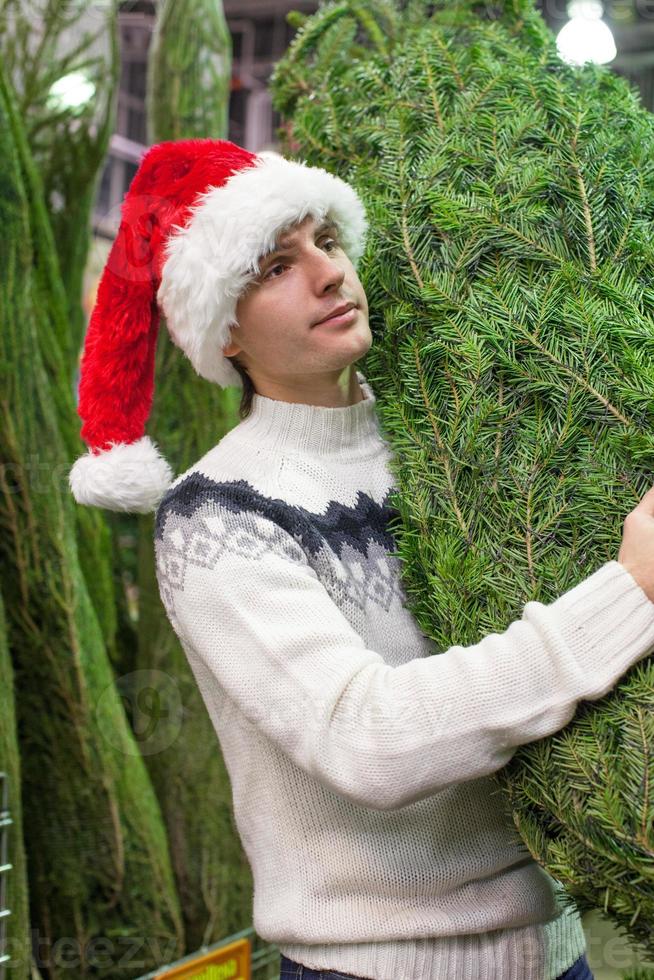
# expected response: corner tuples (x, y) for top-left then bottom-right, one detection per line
(68, 137), (368, 514)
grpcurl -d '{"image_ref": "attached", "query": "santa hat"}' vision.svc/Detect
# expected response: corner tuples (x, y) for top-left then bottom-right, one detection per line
(68, 138), (368, 514)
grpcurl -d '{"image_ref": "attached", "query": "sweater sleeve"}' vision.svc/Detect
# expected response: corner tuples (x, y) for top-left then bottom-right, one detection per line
(156, 502), (654, 812)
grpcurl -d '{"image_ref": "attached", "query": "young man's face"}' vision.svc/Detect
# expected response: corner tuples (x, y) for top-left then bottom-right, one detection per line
(223, 213), (372, 401)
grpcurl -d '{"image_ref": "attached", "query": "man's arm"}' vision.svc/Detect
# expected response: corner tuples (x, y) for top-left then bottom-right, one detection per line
(156, 504), (654, 812)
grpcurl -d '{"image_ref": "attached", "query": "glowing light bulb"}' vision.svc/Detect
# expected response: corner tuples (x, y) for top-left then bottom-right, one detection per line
(556, 0), (617, 65)
(47, 71), (96, 112)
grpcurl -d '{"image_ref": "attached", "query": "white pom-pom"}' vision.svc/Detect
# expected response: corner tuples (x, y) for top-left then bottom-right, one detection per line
(69, 436), (175, 514)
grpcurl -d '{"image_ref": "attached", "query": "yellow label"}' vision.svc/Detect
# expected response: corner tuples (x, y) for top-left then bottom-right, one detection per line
(153, 937), (251, 979)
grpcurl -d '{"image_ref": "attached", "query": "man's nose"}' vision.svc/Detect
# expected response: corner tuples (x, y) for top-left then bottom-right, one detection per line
(310, 249), (346, 291)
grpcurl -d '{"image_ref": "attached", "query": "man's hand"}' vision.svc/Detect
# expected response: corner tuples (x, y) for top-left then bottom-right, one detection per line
(618, 483), (654, 604)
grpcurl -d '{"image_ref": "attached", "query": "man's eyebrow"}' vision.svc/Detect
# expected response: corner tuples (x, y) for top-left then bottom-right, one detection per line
(261, 221), (338, 263)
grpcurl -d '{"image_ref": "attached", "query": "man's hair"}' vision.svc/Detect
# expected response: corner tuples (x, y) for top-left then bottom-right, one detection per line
(227, 354), (256, 419)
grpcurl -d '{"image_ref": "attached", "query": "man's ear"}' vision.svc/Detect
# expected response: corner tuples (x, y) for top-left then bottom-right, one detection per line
(223, 339), (242, 357)
(223, 323), (243, 358)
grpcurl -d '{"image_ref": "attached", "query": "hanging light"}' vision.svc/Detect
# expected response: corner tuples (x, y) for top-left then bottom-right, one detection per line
(47, 70), (96, 112)
(556, 0), (617, 66)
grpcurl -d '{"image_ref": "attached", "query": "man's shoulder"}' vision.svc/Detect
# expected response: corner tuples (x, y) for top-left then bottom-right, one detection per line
(153, 449), (310, 552)
(152, 464), (312, 601)
(155, 431), (264, 516)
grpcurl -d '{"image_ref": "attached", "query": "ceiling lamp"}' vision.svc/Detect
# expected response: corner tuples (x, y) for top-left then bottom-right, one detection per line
(556, 0), (617, 66)
(47, 70), (96, 112)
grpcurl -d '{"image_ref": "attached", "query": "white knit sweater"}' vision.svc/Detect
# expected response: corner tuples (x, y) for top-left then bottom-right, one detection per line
(154, 370), (654, 980)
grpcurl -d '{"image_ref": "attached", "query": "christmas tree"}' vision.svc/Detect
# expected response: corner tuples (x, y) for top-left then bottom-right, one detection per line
(270, 0), (654, 952)
(0, 62), (184, 978)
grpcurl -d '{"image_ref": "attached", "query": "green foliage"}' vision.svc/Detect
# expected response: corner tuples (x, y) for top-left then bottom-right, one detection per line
(0, 63), (183, 978)
(0, 589), (31, 980)
(2, 34), (120, 664)
(270, 0), (654, 952)
(147, 0), (232, 143)
(0, 0), (119, 364)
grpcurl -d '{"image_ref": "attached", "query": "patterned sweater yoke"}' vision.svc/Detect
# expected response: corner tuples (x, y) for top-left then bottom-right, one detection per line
(154, 371), (654, 980)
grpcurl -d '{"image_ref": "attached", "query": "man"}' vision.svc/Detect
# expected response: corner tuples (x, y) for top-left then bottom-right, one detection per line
(69, 138), (654, 980)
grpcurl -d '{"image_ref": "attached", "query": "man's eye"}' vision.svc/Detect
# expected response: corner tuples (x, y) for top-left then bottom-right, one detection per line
(262, 238), (340, 281)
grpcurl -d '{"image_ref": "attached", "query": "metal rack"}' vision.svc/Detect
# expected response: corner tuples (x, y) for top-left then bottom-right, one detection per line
(0, 773), (13, 980)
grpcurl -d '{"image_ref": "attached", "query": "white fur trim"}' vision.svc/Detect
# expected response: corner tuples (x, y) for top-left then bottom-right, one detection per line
(69, 436), (175, 513)
(157, 151), (368, 387)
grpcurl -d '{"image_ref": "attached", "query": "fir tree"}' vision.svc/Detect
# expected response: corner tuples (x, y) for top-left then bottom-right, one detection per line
(1, 1), (123, 671)
(146, 0), (232, 143)
(270, 0), (654, 952)
(0, 0), (120, 368)
(0, 63), (184, 979)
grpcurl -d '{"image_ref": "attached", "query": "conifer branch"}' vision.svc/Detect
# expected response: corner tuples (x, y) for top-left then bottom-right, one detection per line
(466, 75), (502, 116)
(430, 30), (465, 90)
(636, 707), (651, 847)
(487, 283), (632, 425)
(401, 210), (424, 289)
(571, 114), (597, 273)
(421, 48), (445, 132)
(443, 364), (461, 416)
(398, 125), (425, 290)
(612, 170), (643, 263)
(0, 405), (29, 609)
(459, 205), (564, 267)
(350, 2), (391, 59)
(413, 344), (470, 540)
(492, 375), (504, 493)
(526, 478), (535, 591)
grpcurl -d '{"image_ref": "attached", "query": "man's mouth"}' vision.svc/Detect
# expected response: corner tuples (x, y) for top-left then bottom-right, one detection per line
(312, 302), (357, 326)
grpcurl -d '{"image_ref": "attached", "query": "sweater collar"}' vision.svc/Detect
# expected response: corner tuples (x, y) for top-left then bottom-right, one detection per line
(230, 370), (384, 456)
